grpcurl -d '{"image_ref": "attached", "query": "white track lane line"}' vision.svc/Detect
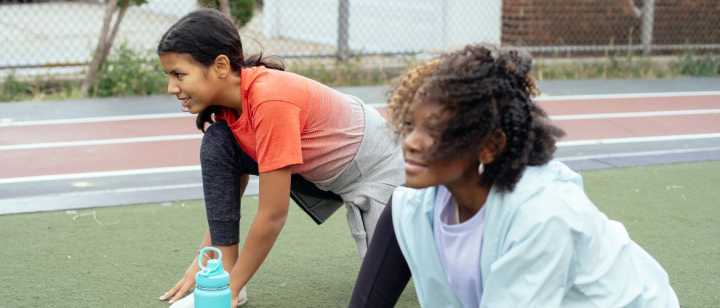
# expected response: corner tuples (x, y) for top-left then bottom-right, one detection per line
(559, 146), (720, 162)
(551, 109), (720, 120)
(3, 136), (720, 184)
(367, 91), (720, 108)
(4, 144), (719, 206)
(0, 165), (200, 184)
(0, 112), (190, 127)
(3, 108), (719, 151)
(557, 133), (720, 146)
(11, 146), (717, 206)
(534, 91), (720, 101)
(1, 91), (718, 127)
(0, 134), (202, 151)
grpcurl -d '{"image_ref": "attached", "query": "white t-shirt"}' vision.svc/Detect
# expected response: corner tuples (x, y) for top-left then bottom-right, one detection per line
(433, 186), (486, 308)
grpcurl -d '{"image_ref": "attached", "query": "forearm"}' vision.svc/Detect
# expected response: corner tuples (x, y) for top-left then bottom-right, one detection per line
(229, 213), (286, 294)
(227, 168), (291, 296)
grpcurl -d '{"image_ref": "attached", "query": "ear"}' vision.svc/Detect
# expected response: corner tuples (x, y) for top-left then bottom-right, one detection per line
(212, 55), (232, 79)
(478, 130), (507, 164)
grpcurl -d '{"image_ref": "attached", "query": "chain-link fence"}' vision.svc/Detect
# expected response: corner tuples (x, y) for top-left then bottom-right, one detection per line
(1, 0), (719, 75)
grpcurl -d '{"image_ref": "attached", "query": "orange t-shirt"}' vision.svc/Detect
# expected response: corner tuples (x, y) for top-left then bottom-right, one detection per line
(215, 66), (364, 182)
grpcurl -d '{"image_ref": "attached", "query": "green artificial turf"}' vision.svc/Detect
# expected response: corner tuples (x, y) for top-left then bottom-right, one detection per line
(0, 161), (718, 307)
(582, 162), (720, 308)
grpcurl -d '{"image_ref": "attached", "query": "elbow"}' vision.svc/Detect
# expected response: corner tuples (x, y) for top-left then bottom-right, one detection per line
(268, 214), (288, 232)
(260, 210), (288, 233)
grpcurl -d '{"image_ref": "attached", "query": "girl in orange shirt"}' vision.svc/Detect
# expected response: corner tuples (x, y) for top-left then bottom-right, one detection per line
(156, 9), (403, 307)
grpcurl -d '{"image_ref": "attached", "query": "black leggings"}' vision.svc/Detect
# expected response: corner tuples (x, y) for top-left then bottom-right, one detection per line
(200, 121), (259, 245)
(349, 203), (411, 308)
(201, 121), (343, 245)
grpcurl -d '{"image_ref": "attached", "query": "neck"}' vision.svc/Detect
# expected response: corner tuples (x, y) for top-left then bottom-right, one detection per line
(215, 71), (243, 112)
(444, 173), (490, 222)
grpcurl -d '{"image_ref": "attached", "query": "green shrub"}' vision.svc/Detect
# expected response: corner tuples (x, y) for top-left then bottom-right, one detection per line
(288, 59), (403, 87)
(0, 72), (33, 102)
(92, 43), (166, 97)
(198, 0), (256, 27)
(0, 73), (80, 102)
(534, 54), (675, 80)
(672, 53), (720, 76)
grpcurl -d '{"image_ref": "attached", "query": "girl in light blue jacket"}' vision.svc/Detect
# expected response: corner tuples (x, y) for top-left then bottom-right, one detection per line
(349, 45), (679, 308)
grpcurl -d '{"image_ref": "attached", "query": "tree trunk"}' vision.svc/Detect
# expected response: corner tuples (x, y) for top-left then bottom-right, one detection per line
(106, 3), (129, 58)
(81, 0), (129, 97)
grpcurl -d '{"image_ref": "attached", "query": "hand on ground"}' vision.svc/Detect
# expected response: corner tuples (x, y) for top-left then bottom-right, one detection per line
(159, 260), (199, 304)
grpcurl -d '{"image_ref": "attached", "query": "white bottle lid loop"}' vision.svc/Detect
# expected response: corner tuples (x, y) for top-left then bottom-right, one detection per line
(197, 246), (223, 272)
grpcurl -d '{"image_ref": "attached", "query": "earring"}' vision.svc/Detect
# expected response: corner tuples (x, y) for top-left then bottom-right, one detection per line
(478, 162), (484, 175)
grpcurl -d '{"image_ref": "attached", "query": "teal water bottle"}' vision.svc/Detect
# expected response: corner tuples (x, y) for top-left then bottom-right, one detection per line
(194, 247), (231, 308)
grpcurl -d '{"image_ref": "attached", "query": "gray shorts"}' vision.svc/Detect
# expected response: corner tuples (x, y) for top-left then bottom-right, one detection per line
(314, 98), (405, 257)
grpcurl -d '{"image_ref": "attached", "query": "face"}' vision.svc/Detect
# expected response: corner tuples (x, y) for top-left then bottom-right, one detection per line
(159, 52), (218, 114)
(402, 99), (479, 189)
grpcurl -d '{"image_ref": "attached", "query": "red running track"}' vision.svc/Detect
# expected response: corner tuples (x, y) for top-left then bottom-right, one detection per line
(2, 94), (719, 180)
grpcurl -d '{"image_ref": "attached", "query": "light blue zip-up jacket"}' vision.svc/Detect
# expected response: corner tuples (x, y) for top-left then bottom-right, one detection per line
(392, 160), (679, 308)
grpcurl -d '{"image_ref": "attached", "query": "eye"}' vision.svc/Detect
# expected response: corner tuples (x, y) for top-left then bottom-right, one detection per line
(175, 72), (185, 81)
(401, 119), (415, 134)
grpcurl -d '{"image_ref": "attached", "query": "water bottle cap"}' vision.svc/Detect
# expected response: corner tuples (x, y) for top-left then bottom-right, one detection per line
(195, 247), (230, 289)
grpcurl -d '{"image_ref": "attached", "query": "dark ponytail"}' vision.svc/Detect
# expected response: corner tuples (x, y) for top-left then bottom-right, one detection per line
(157, 8), (285, 131)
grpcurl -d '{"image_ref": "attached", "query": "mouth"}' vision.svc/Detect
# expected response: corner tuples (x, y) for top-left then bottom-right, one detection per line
(404, 158), (428, 175)
(177, 96), (192, 112)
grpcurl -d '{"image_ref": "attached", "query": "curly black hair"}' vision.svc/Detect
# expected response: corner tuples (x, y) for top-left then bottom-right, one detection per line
(389, 44), (565, 192)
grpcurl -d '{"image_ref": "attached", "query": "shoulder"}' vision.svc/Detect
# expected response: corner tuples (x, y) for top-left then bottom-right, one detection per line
(392, 186), (428, 203)
(243, 68), (309, 106)
(495, 161), (598, 235)
(391, 186), (436, 219)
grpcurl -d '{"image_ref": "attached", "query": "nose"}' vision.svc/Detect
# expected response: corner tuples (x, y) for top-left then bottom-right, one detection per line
(167, 79), (180, 95)
(402, 129), (428, 156)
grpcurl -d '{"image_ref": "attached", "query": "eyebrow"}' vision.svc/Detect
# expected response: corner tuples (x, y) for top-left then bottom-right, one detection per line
(424, 113), (445, 125)
(166, 69), (183, 75)
(421, 113), (450, 132)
